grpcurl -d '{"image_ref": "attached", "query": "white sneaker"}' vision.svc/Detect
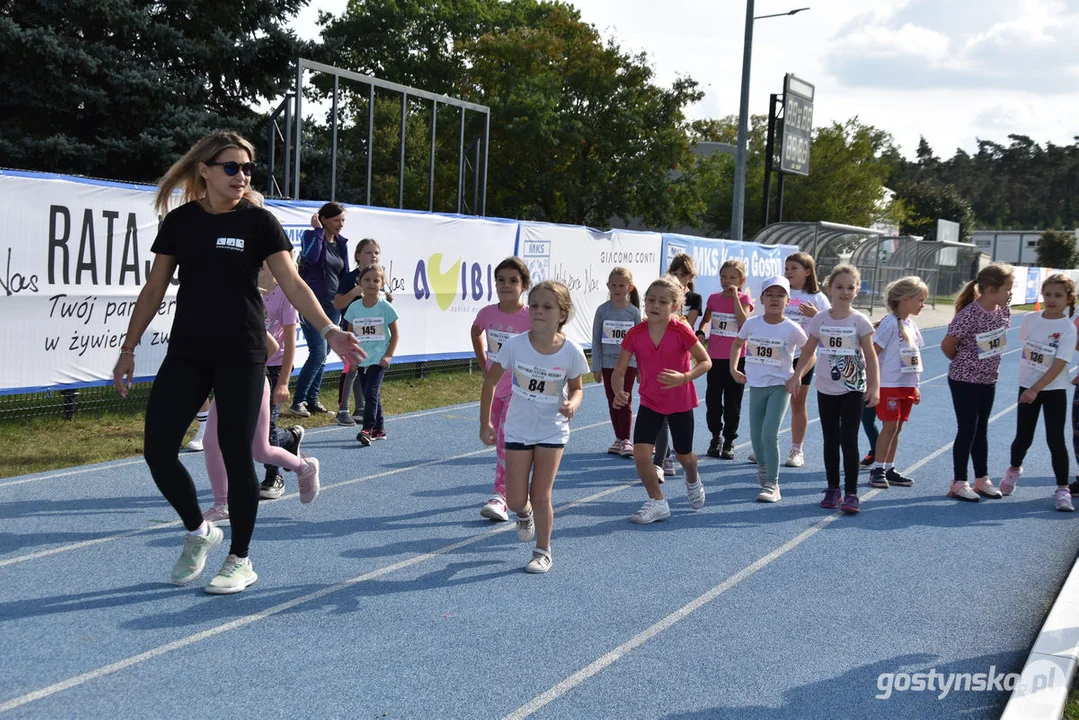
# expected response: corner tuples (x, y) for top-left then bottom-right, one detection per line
(756, 483), (781, 503)
(204, 555), (258, 595)
(653, 465), (666, 484)
(947, 480), (980, 502)
(631, 498), (671, 524)
(1055, 487), (1075, 512)
(184, 438), (204, 452)
(480, 495), (509, 522)
(973, 476), (1002, 499)
(663, 457), (677, 476)
(620, 439), (634, 458)
(296, 456), (320, 504)
(686, 478), (706, 510)
(515, 512), (535, 542)
(999, 466), (1022, 496)
(784, 448), (804, 467)
(524, 547), (553, 574)
(607, 439), (623, 455)
(170, 524), (224, 585)
(202, 504), (230, 526)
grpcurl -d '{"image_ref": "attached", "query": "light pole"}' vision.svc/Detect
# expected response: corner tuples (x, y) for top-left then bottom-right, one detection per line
(730, 5), (809, 240)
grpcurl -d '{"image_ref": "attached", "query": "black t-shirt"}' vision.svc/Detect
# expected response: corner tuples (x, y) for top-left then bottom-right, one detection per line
(151, 199), (292, 363)
(684, 291), (703, 330)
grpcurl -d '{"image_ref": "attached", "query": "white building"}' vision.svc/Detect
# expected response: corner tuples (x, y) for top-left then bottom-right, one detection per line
(971, 229), (1077, 265)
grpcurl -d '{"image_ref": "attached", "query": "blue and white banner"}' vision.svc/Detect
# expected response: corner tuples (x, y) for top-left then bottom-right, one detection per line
(661, 234), (800, 310)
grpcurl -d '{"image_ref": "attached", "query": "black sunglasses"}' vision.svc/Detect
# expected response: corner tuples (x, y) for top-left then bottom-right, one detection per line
(207, 161), (257, 177)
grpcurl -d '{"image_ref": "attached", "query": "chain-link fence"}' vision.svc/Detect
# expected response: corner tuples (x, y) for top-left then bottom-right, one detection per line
(0, 358), (478, 423)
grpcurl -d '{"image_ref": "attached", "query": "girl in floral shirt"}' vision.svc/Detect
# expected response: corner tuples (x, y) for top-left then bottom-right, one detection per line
(941, 264), (1015, 502)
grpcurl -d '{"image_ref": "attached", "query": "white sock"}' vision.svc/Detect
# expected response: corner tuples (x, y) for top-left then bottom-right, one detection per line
(188, 522), (209, 537)
(875, 462), (886, 471)
(792, 442), (803, 452)
(193, 412), (208, 441)
(884, 462), (895, 471)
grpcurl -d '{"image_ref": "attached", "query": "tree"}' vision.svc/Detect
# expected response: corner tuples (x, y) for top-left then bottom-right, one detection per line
(1036, 229), (1079, 270)
(0, 0), (308, 182)
(893, 179), (976, 243)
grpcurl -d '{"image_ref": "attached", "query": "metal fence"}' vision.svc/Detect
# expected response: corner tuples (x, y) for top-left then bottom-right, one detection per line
(850, 236), (986, 314)
(0, 358), (479, 423)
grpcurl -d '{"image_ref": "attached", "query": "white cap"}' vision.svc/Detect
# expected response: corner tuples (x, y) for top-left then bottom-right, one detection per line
(760, 275), (791, 295)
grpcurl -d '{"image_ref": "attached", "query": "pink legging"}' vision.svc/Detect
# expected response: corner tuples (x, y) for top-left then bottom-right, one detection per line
(492, 394), (510, 498)
(206, 378), (305, 505)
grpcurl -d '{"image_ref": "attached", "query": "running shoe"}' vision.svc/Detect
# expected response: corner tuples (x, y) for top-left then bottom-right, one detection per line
(631, 498), (671, 524)
(371, 428), (387, 441)
(784, 448), (804, 467)
(663, 457), (676, 477)
(820, 487), (842, 509)
(973, 476), (1002, 499)
(307, 401), (331, 415)
(524, 548), (553, 574)
(516, 512), (535, 542)
(184, 438), (204, 452)
(259, 474), (284, 500)
(357, 429), (372, 446)
(706, 436), (721, 458)
(1055, 487), (1075, 512)
(840, 494), (861, 514)
(334, 411), (356, 426)
(756, 483), (781, 503)
(859, 453), (875, 469)
(204, 555), (258, 595)
(283, 402), (310, 418)
(653, 465), (665, 484)
(868, 468), (889, 489)
(1070, 479), (1079, 497)
(297, 456), (320, 504)
(282, 425), (305, 458)
(1000, 466), (1023, 496)
(171, 525), (223, 585)
(202, 504), (230, 525)
(620, 440), (634, 458)
(886, 468), (914, 487)
(480, 495), (509, 522)
(607, 439), (623, 455)
(947, 480), (980, 502)
(720, 441), (736, 460)
(351, 412), (365, 424)
(686, 478), (706, 510)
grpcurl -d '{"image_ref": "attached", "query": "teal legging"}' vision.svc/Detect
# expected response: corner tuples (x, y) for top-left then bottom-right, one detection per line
(749, 384), (792, 485)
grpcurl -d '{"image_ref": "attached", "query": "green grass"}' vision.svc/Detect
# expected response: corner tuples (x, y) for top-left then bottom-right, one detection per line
(0, 368), (484, 479)
(1065, 684), (1079, 720)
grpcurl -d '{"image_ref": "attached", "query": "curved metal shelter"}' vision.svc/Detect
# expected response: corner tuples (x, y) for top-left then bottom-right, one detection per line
(752, 221), (881, 284)
(851, 237), (985, 314)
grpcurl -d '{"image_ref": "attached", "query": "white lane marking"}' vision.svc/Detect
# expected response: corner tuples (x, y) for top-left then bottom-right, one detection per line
(0, 479), (635, 714)
(502, 402), (1020, 719)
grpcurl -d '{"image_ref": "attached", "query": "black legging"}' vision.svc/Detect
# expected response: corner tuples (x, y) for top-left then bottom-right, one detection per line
(818, 391), (864, 494)
(1012, 388), (1069, 486)
(949, 378), (996, 483)
(706, 357), (746, 441)
(144, 354), (265, 557)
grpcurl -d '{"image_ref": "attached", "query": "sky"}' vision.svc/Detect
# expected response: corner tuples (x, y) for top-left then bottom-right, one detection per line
(292, 0), (1079, 160)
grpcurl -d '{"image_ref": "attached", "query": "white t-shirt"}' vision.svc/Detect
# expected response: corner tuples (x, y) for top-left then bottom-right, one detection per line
(805, 309), (875, 395)
(737, 316), (807, 388)
(493, 333), (589, 445)
(785, 290), (831, 359)
(1018, 312), (1076, 391)
(873, 313), (925, 388)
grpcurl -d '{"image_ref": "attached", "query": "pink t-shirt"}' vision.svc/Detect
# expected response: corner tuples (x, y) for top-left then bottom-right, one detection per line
(474, 303), (530, 398)
(621, 317), (700, 414)
(263, 285), (299, 367)
(705, 291), (754, 359)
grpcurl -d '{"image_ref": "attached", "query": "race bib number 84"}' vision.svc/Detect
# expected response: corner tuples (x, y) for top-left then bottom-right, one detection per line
(512, 363), (565, 403)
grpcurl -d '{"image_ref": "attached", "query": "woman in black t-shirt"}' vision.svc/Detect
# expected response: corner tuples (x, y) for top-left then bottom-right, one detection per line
(113, 131), (363, 595)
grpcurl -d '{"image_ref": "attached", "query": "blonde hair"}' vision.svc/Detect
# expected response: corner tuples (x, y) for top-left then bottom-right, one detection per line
(719, 259), (747, 287)
(354, 238), (393, 302)
(883, 276), (929, 345)
(667, 253), (698, 292)
(646, 275), (686, 311)
(785, 252), (821, 293)
(154, 131), (263, 214)
(530, 280), (574, 330)
(955, 263), (1014, 313)
(825, 264), (861, 292)
(1042, 273), (1077, 318)
(608, 266), (640, 308)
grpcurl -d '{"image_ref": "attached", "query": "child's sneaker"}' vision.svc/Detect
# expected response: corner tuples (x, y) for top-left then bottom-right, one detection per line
(706, 436), (721, 458)
(202, 504), (230, 525)
(259, 474), (284, 500)
(516, 512), (535, 542)
(662, 457), (676, 477)
(756, 483), (781, 503)
(307, 401), (331, 415)
(886, 468), (914, 487)
(784, 448), (804, 467)
(820, 487), (842, 509)
(860, 452), (875, 470)
(282, 425), (305, 457)
(204, 554), (258, 595)
(947, 480), (980, 502)
(840, 494), (861, 514)
(720, 441), (735, 460)
(1055, 487), (1075, 512)
(973, 476), (1002, 499)
(184, 438), (204, 452)
(631, 498), (671, 524)
(171, 525), (224, 585)
(524, 547), (553, 574)
(357, 429), (372, 446)
(620, 440), (634, 458)
(607, 439), (623, 455)
(334, 411), (356, 426)
(1000, 466), (1023, 496)
(653, 465), (666, 484)
(480, 495), (509, 522)
(297, 456), (320, 504)
(371, 428), (387, 441)
(869, 468), (889, 488)
(1070, 479), (1079, 497)
(284, 402), (310, 418)
(686, 478), (706, 510)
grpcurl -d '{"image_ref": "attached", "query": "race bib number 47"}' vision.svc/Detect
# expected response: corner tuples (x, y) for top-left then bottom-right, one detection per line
(746, 335), (783, 367)
(512, 363), (565, 403)
(710, 312), (737, 338)
(975, 327), (1007, 359)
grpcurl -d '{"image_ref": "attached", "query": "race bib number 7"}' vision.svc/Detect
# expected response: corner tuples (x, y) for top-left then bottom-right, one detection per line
(487, 329), (514, 359)
(975, 327), (1007, 359)
(512, 363), (565, 404)
(746, 335), (783, 367)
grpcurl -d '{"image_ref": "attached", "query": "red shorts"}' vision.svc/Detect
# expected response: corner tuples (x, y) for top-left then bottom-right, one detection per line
(877, 387), (918, 422)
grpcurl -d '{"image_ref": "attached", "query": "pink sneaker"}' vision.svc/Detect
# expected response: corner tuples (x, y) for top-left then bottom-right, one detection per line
(297, 456), (320, 504)
(999, 466), (1022, 496)
(202, 504), (230, 525)
(620, 439), (634, 458)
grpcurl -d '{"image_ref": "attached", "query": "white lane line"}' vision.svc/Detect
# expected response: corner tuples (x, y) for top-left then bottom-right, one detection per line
(0, 479), (636, 715)
(503, 402), (1020, 719)
(0, 421), (608, 569)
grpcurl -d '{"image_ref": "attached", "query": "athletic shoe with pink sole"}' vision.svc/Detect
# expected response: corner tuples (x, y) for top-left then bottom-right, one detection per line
(297, 456), (320, 504)
(999, 466), (1022, 496)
